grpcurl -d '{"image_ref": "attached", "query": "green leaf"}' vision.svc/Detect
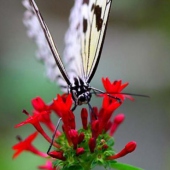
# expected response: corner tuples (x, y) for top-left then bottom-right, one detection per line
(91, 160), (98, 169)
(110, 162), (144, 170)
(62, 165), (83, 170)
(107, 137), (115, 146)
(104, 150), (115, 156)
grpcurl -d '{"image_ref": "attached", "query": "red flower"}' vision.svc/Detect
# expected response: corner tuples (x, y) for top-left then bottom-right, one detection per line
(61, 110), (76, 142)
(97, 96), (121, 135)
(50, 94), (75, 141)
(12, 132), (47, 159)
(13, 77), (139, 169)
(50, 94), (72, 117)
(104, 121), (112, 132)
(32, 97), (61, 135)
(15, 110), (60, 148)
(102, 95), (121, 113)
(107, 141), (137, 160)
(32, 97), (50, 112)
(102, 77), (134, 101)
(38, 160), (58, 170)
(66, 111), (76, 130)
(33, 110), (60, 136)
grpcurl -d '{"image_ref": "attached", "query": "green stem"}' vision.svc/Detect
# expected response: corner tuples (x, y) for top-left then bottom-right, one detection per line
(80, 159), (94, 170)
(82, 163), (91, 170)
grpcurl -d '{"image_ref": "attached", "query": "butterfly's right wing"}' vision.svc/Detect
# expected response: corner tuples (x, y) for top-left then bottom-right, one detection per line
(22, 0), (70, 92)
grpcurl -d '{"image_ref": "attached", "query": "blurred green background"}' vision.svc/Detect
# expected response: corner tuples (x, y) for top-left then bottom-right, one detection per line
(1, 0), (170, 169)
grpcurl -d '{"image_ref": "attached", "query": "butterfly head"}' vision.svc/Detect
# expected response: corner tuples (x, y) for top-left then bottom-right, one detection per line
(70, 77), (92, 105)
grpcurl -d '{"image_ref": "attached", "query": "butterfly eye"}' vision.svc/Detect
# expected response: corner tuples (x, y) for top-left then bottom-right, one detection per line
(78, 95), (87, 105)
(79, 95), (85, 101)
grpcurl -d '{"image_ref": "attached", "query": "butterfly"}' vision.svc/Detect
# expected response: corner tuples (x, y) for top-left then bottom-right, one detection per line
(22, 0), (119, 111)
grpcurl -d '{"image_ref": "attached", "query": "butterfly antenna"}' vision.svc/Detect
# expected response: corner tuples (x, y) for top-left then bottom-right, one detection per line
(91, 87), (149, 100)
(47, 117), (62, 155)
(91, 87), (122, 103)
(117, 92), (150, 98)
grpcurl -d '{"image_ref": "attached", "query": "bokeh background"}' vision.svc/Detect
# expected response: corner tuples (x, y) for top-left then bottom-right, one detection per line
(1, 0), (170, 169)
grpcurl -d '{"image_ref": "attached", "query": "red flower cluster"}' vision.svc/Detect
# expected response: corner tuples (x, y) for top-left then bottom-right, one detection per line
(12, 78), (137, 170)
(102, 78), (134, 101)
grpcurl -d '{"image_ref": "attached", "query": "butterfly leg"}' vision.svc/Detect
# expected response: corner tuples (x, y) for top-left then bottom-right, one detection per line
(47, 117), (62, 155)
(71, 104), (77, 112)
(87, 103), (97, 123)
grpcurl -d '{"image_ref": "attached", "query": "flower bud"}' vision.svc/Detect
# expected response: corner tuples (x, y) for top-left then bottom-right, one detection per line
(78, 133), (85, 144)
(89, 137), (96, 153)
(76, 147), (85, 155)
(48, 151), (66, 161)
(68, 129), (78, 149)
(107, 141), (137, 160)
(81, 108), (88, 130)
(110, 114), (125, 136)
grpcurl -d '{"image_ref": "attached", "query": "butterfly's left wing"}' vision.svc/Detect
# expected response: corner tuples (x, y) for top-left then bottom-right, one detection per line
(22, 0), (70, 92)
(63, 0), (113, 83)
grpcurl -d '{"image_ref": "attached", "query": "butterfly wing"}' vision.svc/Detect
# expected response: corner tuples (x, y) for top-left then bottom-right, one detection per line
(63, 0), (113, 83)
(23, 0), (113, 90)
(22, 0), (70, 92)
(62, 0), (85, 84)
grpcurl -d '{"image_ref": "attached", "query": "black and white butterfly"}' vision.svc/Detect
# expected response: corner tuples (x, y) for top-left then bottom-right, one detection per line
(22, 0), (119, 110)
